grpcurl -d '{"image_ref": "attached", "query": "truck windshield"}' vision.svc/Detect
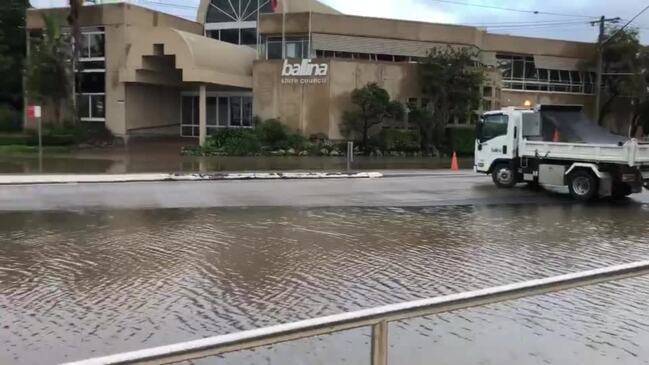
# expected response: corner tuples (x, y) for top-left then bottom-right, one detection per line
(479, 114), (509, 143)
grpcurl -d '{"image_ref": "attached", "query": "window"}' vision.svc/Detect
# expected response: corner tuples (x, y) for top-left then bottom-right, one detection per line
(77, 73), (105, 94)
(220, 29), (239, 44)
(218, 97), (229, 126)
(230, 97), (242, 126)
(496, 54), (596, 95)
(205, 0), (272, 47)
(207, 97), (217, 126)
(267, 41), (282, 59)
(265, 37), (308, 59)
(240, 28), (257, 46)
(207, 30), (220, 40)
(79, 31), (104, 60)
(206, 0), (273, 23)
(77, 29), (105, 122)
(497, 57), (513, 79)
(181, 93), (253, 137)
(242, 96), (253, 126)
(482, 100), (492, 111)
(479, 114), (509, 142)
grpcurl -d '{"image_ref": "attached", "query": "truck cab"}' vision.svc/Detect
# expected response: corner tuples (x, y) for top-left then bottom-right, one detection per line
(475, 107), (532, 187)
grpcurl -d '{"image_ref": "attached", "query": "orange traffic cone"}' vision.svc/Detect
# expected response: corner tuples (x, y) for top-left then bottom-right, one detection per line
(553, 129), (561, 142)
(451, 152), (459, 171)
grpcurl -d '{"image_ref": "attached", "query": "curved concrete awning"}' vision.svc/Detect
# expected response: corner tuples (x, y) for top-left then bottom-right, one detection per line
(120, 27), (256, 88)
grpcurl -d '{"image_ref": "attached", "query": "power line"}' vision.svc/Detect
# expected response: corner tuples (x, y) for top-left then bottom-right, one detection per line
(604, 4), (649, 44)
(478, 20), (594, 29)
(428, 0), (598, 19)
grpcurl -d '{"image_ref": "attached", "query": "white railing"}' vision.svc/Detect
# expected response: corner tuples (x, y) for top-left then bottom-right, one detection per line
(61, 260), (649, 365)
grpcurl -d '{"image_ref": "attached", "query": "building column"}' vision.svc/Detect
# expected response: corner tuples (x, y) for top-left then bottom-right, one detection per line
(199, 84), (207, 147)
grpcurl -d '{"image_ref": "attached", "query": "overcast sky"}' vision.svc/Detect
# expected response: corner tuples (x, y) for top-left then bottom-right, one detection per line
(31, 0), (649, 43)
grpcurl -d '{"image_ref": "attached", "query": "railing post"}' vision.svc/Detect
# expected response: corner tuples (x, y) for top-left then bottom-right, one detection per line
(347, 141), (354, 172)
(371, 320), (388, 365)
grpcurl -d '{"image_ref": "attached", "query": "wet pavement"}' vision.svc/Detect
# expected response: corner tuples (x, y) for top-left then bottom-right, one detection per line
(1, 175), (649, 365)
(0, 172), (635, 212)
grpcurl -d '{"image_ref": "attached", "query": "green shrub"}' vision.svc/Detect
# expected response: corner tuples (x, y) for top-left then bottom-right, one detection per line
(222, 130), (261, 155)
(256, 119), (289, 149)
(0, 133), (30, 145)
(376, 129), (420, 152)
(287, 133), (309, 150)
(205, 128), (261, 156)
(449, 127), (476, 155)
(0, 105), (22, 133)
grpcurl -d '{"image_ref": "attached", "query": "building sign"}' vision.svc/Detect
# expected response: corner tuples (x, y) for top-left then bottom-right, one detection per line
(281, 59), (329, 85)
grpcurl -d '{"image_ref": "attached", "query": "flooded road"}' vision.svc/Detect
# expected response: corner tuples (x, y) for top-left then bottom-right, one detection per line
(2, 204), (649, 364)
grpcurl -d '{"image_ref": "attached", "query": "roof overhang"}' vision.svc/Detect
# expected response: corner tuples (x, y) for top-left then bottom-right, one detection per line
(120, 27), (256, 88)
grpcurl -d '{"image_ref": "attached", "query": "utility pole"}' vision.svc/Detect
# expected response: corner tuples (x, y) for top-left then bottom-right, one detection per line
(592, 16), (620, 124)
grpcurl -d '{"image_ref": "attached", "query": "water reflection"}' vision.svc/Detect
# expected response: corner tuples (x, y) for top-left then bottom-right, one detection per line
(1, 205), (649, 364)
(0, 155), (474, 174)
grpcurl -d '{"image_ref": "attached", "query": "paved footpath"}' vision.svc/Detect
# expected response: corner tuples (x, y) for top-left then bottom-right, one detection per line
(1, 171), (646, 211)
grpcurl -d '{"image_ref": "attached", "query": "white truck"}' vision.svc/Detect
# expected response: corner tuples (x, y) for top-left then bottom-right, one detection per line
(475, 104), (649, 201)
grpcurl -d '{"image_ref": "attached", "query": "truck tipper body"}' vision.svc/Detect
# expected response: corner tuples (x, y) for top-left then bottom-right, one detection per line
(475, 104), (649, 201)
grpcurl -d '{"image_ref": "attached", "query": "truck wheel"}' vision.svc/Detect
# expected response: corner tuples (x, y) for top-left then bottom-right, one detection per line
(492, 164), (516, 188)
(612, 183), (632, 199)
(568, 170), (599, 201)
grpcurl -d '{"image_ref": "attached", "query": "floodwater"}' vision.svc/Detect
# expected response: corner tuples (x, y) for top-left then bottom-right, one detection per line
(0, 138), (473, 174)
(0, 154), (473, 174)
(2, 204), (649, 364)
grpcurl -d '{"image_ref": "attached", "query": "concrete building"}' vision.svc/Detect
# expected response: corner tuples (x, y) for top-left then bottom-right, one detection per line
(25, 0), (613, 144)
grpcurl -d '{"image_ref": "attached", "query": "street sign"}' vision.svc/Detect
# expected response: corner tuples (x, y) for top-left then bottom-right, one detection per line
(27, 105), (42, 119)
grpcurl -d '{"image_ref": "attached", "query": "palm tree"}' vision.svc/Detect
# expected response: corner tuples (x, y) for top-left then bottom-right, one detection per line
(68, 0), (83, 122)
(25, 14), (70, 124)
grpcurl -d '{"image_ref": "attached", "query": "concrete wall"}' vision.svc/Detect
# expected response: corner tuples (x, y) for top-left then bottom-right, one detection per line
(254, 59), (420, 139)
(259, 13), (596, 59)
(125, 84), (181, 133)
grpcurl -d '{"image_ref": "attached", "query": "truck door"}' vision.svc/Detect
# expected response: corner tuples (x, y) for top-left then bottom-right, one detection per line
(475, 113), (514, 173)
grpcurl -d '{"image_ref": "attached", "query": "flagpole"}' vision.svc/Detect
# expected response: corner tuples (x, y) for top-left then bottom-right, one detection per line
(282, 0), (286, 59)
(256, 0), (260, 60)
(308, 11), (312, 58)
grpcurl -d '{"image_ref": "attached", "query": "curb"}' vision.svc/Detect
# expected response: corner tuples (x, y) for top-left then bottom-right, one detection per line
(171, 172), (383, 181)
(0, 172), (383, 185)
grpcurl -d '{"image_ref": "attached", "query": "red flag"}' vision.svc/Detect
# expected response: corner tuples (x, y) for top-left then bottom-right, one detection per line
(271, 0), (279, 12)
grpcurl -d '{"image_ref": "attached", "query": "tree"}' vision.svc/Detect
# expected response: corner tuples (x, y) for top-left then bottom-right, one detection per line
(627, 45), (649, 136)
(407, 105), (436, 155)
(595, 27), (643, 126)
(25, 14), (71, 124)
(418, 47), (485, 153)
(0, 0), (30, 110)
(68, 0), (84, 123)
(340, 83), (404, 151)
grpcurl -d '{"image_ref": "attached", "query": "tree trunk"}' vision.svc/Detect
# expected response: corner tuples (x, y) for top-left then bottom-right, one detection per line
(598, 92), (618, 126)
(362, 119), (369, 154)
(425, 127), (434, 156)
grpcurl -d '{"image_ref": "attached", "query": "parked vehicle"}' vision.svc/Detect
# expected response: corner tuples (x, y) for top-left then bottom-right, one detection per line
(475, 104), (649, 201)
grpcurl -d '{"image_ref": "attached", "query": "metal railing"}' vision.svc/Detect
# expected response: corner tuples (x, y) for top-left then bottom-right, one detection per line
(62, 260), (649, 365)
